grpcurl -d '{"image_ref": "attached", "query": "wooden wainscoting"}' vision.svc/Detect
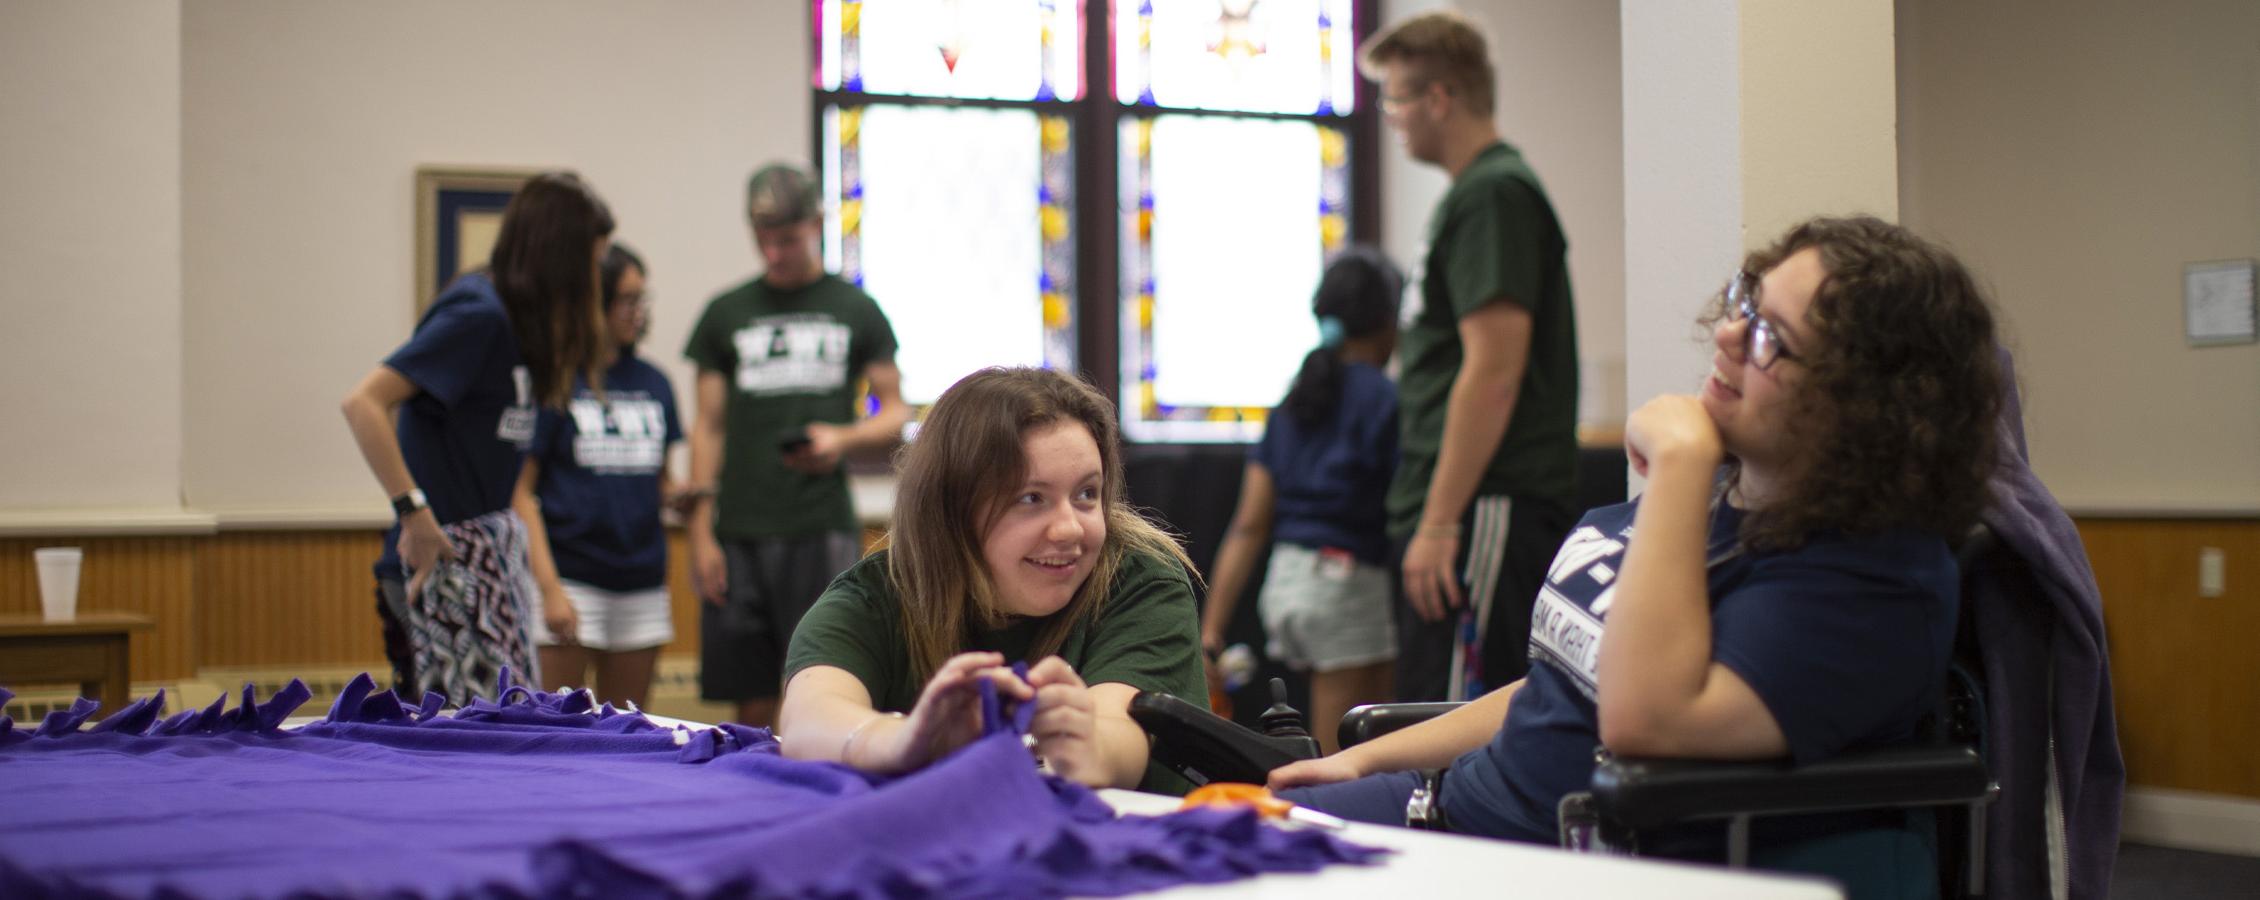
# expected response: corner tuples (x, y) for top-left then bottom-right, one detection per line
(662, 531), (700, 659)
(1, 525), (896, 696)
(657, 525), (889, 661)
(195, 531), (389, 671)
(0, 537), (198, 683)
(2077, 517), (2260, 800)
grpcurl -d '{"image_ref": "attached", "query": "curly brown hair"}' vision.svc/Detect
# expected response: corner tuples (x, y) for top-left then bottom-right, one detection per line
(1704, 216), (2003, 551)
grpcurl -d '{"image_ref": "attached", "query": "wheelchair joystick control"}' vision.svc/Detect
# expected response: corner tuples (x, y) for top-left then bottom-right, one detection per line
(1256, 678), (1322, 761)
(1257, 678), (1306, 737)
(1129, 684), (1323, 786)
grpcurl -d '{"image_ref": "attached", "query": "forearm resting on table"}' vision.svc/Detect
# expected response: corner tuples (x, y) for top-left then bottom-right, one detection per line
(1089, 684), (1156, 789)
(1082, 716), (1151, 789)
(776, 668), (900, 768)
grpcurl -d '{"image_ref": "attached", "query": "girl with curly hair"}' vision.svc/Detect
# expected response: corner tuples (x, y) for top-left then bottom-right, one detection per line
(1267, 216), (2003, 872)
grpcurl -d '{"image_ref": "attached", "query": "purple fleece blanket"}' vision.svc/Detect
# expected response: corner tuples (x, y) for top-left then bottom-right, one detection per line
(0, 673), (1380, 899)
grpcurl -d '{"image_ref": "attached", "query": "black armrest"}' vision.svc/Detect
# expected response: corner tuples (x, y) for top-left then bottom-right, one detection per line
(1591, 744), (1992, 831)
(1130, 692), (1317, 785)
(1338, 702), (1465, 750)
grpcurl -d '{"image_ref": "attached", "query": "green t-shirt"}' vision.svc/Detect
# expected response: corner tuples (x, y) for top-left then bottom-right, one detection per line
(784, 548), (1208, 794)
(684, 274), (897, 539)
(1387, 142), (1581, 539)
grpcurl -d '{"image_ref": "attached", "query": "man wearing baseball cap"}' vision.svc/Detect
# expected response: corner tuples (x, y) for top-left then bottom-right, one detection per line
(682, 164), (908, 727)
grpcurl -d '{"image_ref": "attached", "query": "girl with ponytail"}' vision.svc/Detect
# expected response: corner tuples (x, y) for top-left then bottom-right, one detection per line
(1200, 247), (1405, 752)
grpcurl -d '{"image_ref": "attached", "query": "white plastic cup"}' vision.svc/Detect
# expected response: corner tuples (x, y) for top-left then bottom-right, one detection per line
(34, 547), (82, 621)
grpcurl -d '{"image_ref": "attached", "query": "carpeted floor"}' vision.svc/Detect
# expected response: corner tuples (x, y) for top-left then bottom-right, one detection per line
(2112, 842), (2260, 898)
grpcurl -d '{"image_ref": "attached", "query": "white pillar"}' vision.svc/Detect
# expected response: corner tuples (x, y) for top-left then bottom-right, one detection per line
(1618, 0), (1896, 491)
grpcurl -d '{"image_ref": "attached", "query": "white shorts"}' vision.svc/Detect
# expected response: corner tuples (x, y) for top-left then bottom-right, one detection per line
(1257, 543), (1396, 672)
(531, 579), (675, 652)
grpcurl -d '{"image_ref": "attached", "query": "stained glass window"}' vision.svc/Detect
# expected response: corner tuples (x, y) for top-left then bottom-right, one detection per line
(811, 1), (1369, 443)
(1116, 0), (1356, 115)
(818, 0), (1083, 101)
(822, 104), (1077, 406)
(1119, 115), (1351, 442)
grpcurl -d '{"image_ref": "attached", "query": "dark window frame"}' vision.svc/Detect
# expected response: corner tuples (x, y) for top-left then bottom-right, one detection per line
(807, 0), (1382, 441)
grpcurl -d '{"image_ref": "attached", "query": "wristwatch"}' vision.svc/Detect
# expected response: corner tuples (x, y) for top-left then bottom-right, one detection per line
(390, 488), (429, 517)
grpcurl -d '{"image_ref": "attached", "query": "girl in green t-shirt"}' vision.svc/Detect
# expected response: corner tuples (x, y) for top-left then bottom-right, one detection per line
(779, 368), (1203, 789)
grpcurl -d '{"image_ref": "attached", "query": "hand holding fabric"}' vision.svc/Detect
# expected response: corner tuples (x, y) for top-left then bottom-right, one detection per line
(877, 652), (1032, 773)
(1024, 656), (1101, 784)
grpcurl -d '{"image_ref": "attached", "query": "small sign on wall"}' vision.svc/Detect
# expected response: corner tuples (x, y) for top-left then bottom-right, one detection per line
(2184, 259), (2257, 346)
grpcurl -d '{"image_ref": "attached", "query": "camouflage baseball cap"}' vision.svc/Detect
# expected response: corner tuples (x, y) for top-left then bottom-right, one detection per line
(746, 164), (820, 228)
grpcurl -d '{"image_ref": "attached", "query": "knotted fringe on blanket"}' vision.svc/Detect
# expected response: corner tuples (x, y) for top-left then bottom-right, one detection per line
(0, 671), (1384, 899)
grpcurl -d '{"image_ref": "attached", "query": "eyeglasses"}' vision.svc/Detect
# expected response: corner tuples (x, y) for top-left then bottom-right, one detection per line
(1380, 81), (1433, 114)
(1725, 271), (1797, 371)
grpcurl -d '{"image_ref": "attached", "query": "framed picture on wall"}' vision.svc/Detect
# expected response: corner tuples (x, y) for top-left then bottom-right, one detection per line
(413, 166), (540, 316)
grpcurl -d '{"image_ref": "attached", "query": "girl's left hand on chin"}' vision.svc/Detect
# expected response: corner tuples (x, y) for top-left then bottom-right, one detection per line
(1024, 656), (1101, 784)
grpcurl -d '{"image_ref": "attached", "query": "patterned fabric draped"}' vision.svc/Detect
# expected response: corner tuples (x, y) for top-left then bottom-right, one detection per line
(402, 508), (541, 704)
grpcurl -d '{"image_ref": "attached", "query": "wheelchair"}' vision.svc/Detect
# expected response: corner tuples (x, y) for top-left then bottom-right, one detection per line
(1134, 528), (2012, 900)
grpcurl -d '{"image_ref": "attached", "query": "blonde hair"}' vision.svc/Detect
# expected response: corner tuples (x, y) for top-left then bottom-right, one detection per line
(1359, 10), (1496, 117)
(882, 368), (1195, 684)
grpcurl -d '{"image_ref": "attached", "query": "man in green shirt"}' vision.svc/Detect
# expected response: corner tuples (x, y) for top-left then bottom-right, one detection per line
(1364, 12), (1580, 703)
(684, 164), (910, 727)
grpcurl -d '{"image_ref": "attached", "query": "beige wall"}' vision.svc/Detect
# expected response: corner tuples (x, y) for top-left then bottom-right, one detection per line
(0, 1), (184, 511)
(23, 1), (2246, 518)
(1899, 0), (2260, 512)
(1620, 0), (1897, 454)
(1381, 0), (1627, 426)
(1741, 0), (1897, 244)
(179, 0), (807, 518)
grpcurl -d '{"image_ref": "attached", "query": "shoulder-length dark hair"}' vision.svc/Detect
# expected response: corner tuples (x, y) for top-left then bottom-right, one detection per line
(883, 367), (1195, 685)
(487, 171), (614, 407)
(601, 242), (647, 350)
(1282, 246), (1402, 425)
(600, 241), (644, 309)
(1709, 216), (2002, 550)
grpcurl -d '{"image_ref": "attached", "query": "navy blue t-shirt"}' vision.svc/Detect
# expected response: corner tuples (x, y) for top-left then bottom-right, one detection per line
(374, 273), (535, 580)
(527, 350), (683, 592)
(1443, 497), (1958, 845)
(1251, 362), (1398, 567)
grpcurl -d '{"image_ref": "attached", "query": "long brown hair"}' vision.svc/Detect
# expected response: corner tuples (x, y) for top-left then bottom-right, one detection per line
(486, 171), (614, 407)
(884, 367), (1195, 684)
(1704, 216), (2002, 550)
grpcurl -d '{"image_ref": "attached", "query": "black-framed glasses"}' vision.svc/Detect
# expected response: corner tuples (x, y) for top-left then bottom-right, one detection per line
(1726, 271), (1796, 371)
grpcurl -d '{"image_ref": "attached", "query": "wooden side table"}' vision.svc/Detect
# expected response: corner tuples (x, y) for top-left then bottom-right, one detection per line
(0, 612), (155, 714)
